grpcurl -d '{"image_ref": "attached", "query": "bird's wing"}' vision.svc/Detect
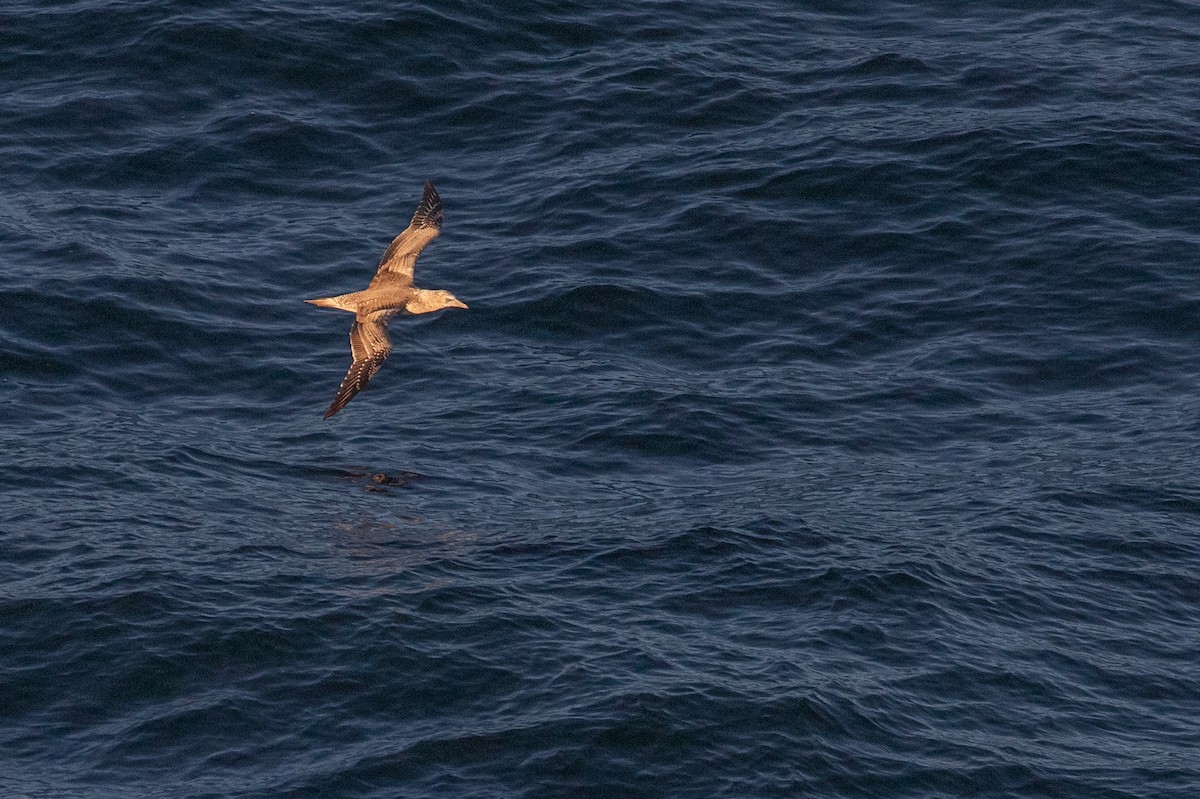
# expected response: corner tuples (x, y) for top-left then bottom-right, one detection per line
(323, 317), (393, 418)
(368, 181), (443, 289)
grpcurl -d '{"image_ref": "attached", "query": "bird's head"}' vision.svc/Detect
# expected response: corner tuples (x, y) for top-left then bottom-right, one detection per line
(433, 290), (468, 311)
(408, 289), (468, 314)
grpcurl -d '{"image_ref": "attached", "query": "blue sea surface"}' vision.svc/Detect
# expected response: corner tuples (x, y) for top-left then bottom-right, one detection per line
(2, 2), (1199, 797)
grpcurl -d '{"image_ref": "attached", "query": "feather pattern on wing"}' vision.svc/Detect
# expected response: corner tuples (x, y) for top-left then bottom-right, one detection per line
(323, 318), (393, 419)
(369, 181), (443, 288)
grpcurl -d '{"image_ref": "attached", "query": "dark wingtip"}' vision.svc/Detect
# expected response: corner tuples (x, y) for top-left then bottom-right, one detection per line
(323, 394), (348, 419)
(413, 180), (443, 229)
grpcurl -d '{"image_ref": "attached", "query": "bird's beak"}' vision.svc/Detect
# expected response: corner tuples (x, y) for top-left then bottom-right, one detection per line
(450, 298), (468, 309)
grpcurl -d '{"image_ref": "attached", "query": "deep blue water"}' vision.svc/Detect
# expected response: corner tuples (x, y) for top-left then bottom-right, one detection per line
(3, 1), (1199, 797)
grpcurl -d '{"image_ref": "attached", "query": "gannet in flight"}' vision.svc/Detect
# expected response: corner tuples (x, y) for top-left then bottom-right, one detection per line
(306, 181), (467, 418)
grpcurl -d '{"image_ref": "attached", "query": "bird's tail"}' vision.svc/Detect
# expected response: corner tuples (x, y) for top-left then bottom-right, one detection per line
(305, 295), (356, 312)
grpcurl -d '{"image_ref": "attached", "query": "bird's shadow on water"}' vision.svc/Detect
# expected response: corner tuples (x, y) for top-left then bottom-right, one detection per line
(292, 464), (488, 583)
(222, 462), (478, 585)
(336, 464), (426, 494)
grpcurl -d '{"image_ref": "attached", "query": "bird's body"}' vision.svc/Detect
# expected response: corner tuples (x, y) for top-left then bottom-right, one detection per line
(306, 181), (467, 418)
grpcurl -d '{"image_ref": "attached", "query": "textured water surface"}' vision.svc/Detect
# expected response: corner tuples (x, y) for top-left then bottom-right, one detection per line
(2, 2), (1199, 797)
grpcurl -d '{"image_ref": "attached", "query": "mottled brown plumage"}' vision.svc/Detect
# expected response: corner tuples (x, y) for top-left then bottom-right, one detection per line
(305, 181), (467, 418)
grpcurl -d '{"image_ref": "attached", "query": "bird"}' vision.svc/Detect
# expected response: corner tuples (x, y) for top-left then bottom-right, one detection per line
(306, 181), (467, 418)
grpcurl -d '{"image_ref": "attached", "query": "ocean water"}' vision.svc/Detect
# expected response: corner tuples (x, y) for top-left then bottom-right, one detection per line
(2, 1), (1199, 797)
